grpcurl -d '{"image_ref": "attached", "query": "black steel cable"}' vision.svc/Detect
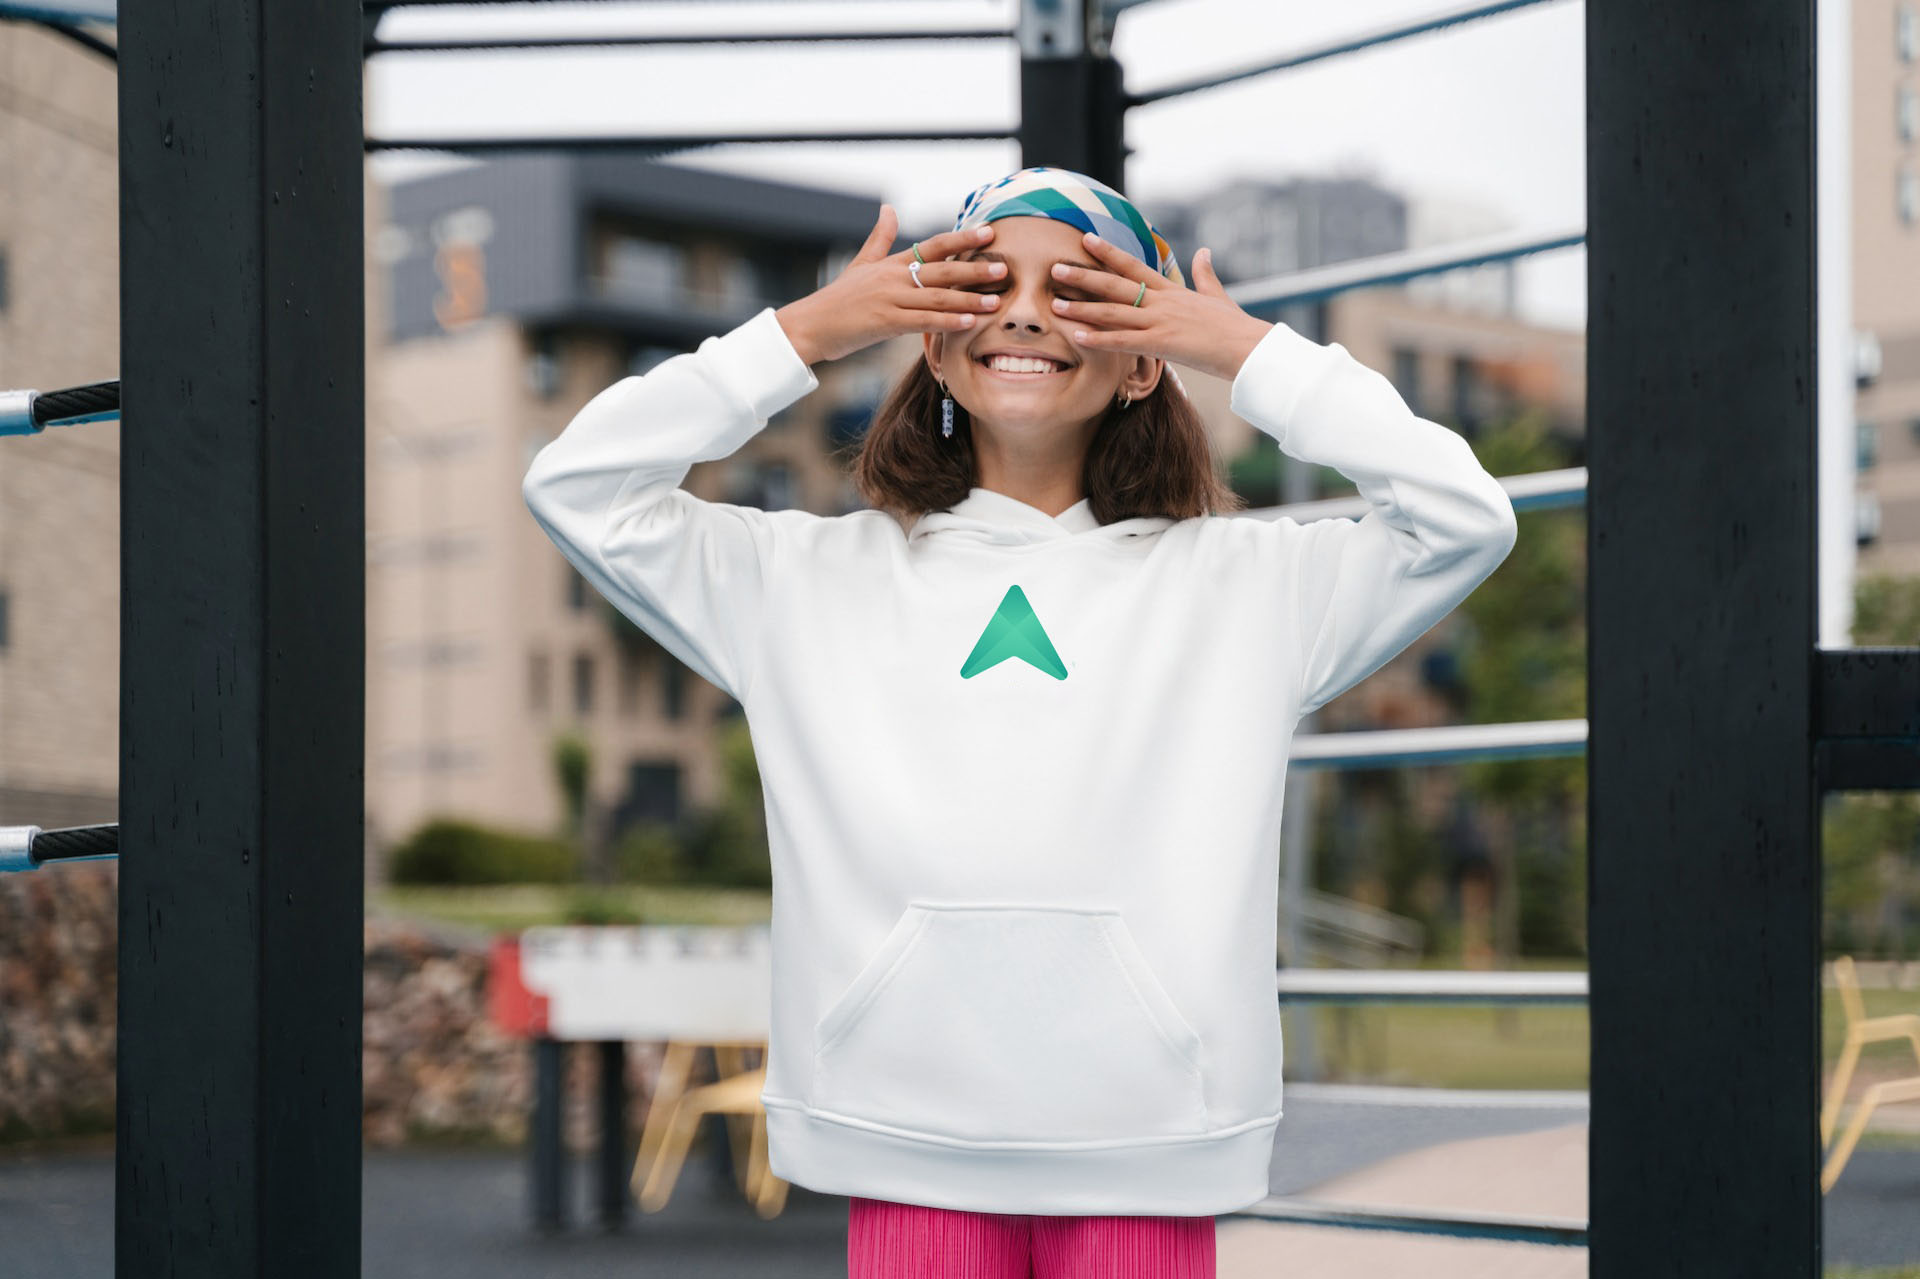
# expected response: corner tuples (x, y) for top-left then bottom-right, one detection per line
(33, 379), (120, 427)
(32, 823), (120, 863)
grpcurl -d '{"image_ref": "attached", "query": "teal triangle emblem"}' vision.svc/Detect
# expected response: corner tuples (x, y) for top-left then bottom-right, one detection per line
(960, 585), (1068, 680)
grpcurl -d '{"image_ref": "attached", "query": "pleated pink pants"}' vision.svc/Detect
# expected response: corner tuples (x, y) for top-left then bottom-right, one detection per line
(847, 1195), (1217, 1279)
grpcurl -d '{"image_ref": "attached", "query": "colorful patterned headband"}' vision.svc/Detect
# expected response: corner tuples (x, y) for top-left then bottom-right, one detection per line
(951, 165), (1185, 290)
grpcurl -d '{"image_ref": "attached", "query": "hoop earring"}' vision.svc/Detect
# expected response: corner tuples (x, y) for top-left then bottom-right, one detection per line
(1117, 391), (1133, 410)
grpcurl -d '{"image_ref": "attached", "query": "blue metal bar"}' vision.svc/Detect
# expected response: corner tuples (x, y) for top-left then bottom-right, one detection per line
(1224, 1195), (1588, 1247)
(364, 127), (1019, 155)
(1226, 225), (1587, 311)
(1291, 719), (1588, 770)
(1275, 967), (1588, 1004)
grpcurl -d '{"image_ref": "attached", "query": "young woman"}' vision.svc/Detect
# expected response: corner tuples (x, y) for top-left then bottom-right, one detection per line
(522, 166), (1518, 1278)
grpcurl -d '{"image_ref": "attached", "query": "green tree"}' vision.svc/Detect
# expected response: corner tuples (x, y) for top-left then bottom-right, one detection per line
(680, 717), (773, 889)
(551, 728), (596, 881)
(1454, 408), (1588, 959)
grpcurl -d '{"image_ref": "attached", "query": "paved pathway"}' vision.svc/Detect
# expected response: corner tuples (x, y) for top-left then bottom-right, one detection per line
(3, 1092), (1915, 1276)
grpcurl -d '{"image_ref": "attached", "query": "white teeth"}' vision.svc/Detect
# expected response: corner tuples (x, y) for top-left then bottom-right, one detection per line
(983, 355), (1067, 374)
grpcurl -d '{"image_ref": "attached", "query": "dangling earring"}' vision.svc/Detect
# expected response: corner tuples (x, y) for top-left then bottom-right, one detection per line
(940, 380), (955, 439)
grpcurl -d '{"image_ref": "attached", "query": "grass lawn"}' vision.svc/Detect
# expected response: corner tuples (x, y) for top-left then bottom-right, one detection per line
(371, 881), (772, 937)
(1293, 959), (1920, 1095)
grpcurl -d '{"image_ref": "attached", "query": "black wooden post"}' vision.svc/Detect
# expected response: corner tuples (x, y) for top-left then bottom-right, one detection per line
(1018, 0), (1128, 189)
(116, 0), (364, 1274)
(1587, 1), (1821, 1275)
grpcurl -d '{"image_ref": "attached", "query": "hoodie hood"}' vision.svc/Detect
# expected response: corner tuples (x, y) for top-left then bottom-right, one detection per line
(907, 486), (1177, 547)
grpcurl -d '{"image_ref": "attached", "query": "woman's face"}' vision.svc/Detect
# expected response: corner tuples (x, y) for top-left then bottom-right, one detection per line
(926, 215), (1161, 443)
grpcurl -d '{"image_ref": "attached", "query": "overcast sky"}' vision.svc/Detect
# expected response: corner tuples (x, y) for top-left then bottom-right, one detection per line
(365, 0), (1588, 330)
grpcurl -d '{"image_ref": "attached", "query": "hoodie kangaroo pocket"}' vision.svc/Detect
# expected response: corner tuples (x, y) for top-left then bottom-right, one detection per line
(810, 901), (1209, 1144)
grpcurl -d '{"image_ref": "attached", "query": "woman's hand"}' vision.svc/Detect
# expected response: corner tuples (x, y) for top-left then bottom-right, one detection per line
(774, 205), (1009, 366)
(1049, 233), (1273, 384)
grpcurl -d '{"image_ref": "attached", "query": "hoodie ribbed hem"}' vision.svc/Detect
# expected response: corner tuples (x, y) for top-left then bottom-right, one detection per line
(761, 1094), (1279, 1216)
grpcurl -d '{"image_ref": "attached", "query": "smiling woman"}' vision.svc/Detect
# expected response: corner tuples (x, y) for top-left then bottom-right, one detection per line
(845, 173), (1241, 529)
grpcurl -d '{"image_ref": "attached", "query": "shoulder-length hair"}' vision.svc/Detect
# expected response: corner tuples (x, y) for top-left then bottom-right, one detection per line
(841, 355), (1247, 528)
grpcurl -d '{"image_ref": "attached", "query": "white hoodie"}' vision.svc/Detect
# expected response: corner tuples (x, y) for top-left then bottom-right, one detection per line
(521, 304), (1517, 1216)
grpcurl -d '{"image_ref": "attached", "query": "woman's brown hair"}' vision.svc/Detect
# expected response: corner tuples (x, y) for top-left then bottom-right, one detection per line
(842, 356), (1247, 529)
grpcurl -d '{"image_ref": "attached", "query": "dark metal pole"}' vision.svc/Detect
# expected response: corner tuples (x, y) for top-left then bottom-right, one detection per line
(1017, 0), (1127, 190)
(597, 1040), (630, 1229)
(116, 0), (366, 1273)
(1587, 1), (1820, 1275)
(532, 1038), (568, 1232)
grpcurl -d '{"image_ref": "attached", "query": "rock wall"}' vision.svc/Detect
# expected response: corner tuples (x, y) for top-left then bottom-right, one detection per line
(1, 863), (680, 1153)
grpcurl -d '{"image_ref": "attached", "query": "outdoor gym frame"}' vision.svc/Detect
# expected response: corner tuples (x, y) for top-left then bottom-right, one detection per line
(38, 0), (1909, 1273)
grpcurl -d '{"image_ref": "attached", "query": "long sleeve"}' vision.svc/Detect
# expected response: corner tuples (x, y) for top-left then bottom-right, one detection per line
(520, 305), (820, 702)
(1229, 321), (1519, 719)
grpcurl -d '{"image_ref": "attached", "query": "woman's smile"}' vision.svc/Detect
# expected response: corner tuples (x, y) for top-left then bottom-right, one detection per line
(975, 355), (1075, 383)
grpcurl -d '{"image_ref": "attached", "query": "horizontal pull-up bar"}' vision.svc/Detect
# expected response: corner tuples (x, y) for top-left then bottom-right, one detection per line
(1228, 225), (1586, 312)
(1127, 0), (1565, 107)
(1275, 967), (1588, 1005)
(0, 380), (120, 435)
(365, 27), (1012, 55)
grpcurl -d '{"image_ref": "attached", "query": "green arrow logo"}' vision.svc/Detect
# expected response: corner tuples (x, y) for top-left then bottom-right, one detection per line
(960, 585), (1068, 680)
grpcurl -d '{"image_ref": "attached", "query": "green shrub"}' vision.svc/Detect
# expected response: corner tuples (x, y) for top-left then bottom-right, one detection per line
(387, 816), (578, 885)
(613, 819), (687, 884)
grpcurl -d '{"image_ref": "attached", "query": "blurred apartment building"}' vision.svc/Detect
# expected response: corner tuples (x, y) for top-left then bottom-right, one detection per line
(1854, 0), (1920, 575)
(367, 155), (904, 858)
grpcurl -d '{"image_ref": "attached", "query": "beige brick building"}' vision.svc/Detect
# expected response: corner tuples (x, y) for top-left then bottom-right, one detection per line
(1854, 0), (1920, 574)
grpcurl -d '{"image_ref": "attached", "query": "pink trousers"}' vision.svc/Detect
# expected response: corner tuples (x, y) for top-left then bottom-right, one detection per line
(847, 1195), (1217, 1279)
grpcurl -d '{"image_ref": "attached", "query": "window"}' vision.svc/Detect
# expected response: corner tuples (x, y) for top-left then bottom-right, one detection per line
(527, 330), (560, 400)
(1900, 165), (1920, 227)
(611, 759), (683, 832)
(573, 652), (595, 717)
(627, 343), (680, 378)
(568, 568), (589, 612)
(619, 649), (643, 718)
(1900, 86), (1919, 143)
(605, 233), (686, 302)
(661, 660), (686, 721)
(725, 460), (796, 511)
(1899, 2), (1918, 62)
(827, 397), (880, 451)
(529, 649), (550, 713)
(1390, 347), (1422, 417)
(1856, 490), (1881, 546)
(0, 586), (9, 651)
(1857, 421), (1878, 471)
(1450, 354), (1481, 434)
